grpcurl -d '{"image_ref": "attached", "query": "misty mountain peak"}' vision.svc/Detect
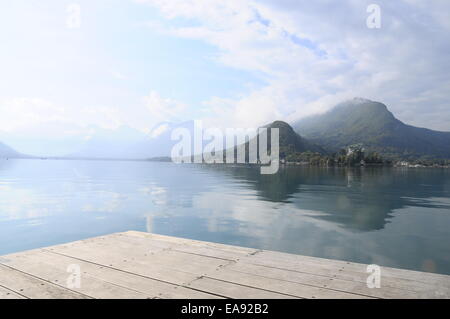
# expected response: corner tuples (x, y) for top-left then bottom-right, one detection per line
(264, 120), (294, 131)
(293, 98), (450, 159)
(336, 97), (386, 110)
(350, 97), (373, 104)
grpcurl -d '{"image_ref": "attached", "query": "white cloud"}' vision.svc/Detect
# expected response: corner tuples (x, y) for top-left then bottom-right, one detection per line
(143, 90), (187, 129)
(110, 70), (128, 80)
(139, 0), (450, 131)
(1, 0), (449, 158)
(0, 98), (68, 132)
(0, 91), (188, 155)
(0, 89), (187, 136)
(0, 97), (123, 135)
(144, 90), (186, 120)
(150, 123), (169, 138)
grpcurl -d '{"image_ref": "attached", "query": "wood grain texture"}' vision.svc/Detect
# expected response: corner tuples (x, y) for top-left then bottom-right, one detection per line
(0, 231), (448, 299)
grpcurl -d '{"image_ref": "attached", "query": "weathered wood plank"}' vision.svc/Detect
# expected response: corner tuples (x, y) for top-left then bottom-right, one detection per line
(42, 245), (200, 286)
(1, 231), (449, 299)
(204, 267), (373, 299)
(0, 285), (26, 299)
(46, 241), (231, 278)
(67, 233), (174, 254)
(224, 262), (447, 299)
(123, 231), (258, 255)
(0, 264), (88, 299)
(41, 250), (222, 299)
(1, 251), (153, 299)
(43, 242), (232, 289)
(116, 233), (252, 261)
(242, 251), (450, 289)
(122, 232), (450, 295)
(2, 250), (220, 299)
(186, 277), (298, 299)
(124, 232), (450, 289)
(79, 235), (233, 267)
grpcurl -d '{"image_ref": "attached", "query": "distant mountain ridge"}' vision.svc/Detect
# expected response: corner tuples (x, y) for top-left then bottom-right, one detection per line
(5, 98), (447, 161)
(0, 141), (29, 158)
(65, 122), (200, 160)
(293, 98), (450, 159)
(66, 120), (324, 161)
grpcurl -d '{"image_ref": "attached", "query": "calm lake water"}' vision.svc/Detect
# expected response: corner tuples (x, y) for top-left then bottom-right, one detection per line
(1, 159), (449, 275)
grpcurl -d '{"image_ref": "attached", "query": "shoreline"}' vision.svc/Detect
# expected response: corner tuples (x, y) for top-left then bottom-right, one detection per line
(1, 156), (449, 169)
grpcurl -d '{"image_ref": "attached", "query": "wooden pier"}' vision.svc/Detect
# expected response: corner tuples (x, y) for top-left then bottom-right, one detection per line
(0, 231), (449, 299)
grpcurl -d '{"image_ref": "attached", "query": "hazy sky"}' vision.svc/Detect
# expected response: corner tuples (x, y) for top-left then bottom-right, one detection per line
(0, 0), (449, 154)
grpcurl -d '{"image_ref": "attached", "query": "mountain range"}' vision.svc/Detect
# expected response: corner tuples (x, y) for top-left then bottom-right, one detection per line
(0, 98), (449, 160)
(0, 142), (29, 159)
(293, 98), (450, 159)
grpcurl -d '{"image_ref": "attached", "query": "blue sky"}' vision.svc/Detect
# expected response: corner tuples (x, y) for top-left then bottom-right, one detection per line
(0, 0), (449, 155)
(0, 1), (263, 127)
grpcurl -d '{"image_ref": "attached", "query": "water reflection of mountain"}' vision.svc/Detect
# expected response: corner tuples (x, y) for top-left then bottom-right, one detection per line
(202, 165), (450, 231)
(2, 160), (449, 274)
